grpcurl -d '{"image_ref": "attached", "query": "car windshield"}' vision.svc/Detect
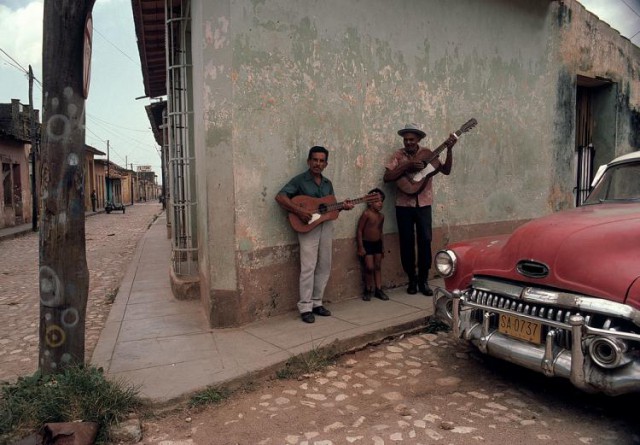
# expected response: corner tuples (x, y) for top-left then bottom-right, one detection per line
(584, 161), (640, 204)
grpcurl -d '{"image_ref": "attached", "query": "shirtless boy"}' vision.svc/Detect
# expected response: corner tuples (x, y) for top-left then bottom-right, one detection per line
(356, 188), (388, 301)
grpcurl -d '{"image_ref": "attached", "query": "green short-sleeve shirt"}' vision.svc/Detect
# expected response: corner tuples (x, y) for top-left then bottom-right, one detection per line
(278, 170), (334, 199)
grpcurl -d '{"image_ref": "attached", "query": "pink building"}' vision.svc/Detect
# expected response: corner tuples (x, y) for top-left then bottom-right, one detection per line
(0, 99), (37, 229)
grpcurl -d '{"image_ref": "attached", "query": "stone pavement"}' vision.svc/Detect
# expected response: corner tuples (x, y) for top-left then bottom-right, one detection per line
(0, 203), (163, 382)
(141, 329), (635, 445)
(0, 202), (439, 405)
(91, 214), (440, 404)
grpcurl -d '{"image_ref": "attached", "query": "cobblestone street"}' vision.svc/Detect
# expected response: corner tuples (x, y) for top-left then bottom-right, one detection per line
(0, 203), (163, 383)
(143, 331), (638, 445)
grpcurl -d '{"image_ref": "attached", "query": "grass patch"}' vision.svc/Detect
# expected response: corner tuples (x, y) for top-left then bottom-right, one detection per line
(0, 365), (141, 444)
(276, 345), (339, 380)
(105, 287), (119, 304)
(147, 213), (160, 230)
(188, 386), (230, 408)
(423, 318), (451, 334)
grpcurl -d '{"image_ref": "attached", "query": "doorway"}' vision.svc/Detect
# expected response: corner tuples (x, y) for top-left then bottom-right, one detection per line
(574, 75), (617, 206)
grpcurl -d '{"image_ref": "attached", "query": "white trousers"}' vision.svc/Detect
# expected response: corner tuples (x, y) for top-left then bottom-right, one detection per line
(297, 221), (333, 313)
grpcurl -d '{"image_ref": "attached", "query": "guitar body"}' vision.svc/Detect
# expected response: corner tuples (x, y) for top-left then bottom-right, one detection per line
(396, 155), (440, 195)
(287, 193), (381, 233)
(288, 195), (340, 233)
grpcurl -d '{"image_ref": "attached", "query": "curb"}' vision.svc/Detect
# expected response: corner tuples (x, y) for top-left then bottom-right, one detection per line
(143, 315), (433, 410)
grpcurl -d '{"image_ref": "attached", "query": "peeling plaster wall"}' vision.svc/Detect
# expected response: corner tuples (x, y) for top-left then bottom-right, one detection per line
(195, 0), (242, 326)
(231, 0), (557, 243)
(194, 0), (640, 327)
(555, 1), (640, 169)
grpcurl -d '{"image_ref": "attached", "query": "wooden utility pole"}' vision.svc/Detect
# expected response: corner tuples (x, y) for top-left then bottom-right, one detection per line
(29, 65), (38, 232)
(39, 0), (96, 374)
(130, 162), (134, 205)
(106, 140), (110, 203)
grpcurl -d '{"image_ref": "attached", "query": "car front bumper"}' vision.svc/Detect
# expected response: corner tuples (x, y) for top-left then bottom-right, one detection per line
(433, 285), (640, 396)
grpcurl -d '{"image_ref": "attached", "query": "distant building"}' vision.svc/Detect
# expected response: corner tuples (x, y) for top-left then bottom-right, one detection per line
(0, 99), (38, 229)
(94, 159), (130, 206)
(136, 166), (158, 201)
(84, 144), (106, 211)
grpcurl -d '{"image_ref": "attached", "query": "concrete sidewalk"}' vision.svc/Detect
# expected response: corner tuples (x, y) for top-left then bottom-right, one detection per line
(0, 222), (35, 242)
(0, 209), (105, 242)
(91, 214), (440, 404)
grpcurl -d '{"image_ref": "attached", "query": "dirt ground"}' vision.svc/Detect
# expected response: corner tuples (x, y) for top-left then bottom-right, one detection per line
(134, 330), (639, 445)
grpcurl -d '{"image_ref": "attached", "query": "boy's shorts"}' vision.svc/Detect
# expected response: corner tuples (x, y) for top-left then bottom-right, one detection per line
(363, 239), (383, 255)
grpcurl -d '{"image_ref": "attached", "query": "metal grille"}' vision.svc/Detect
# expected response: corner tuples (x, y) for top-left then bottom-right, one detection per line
(466, 288), (582, 349)
(166, 0), (198, 276)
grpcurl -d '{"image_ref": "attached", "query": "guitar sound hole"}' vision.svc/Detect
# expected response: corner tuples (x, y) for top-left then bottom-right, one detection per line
(318, 204), (327, 214)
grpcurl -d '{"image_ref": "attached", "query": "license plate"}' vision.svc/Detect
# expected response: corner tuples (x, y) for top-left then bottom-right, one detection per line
(498, 314), (542, 345)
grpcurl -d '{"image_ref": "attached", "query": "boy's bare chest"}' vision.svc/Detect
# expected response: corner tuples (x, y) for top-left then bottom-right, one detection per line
(367, 211), (383, 226)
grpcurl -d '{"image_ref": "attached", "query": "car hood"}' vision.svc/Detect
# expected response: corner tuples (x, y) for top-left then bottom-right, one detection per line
(451, 203), (640, 305)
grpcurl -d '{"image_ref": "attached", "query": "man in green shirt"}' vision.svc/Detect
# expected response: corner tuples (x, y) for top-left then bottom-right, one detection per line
(276, 146), (354, 323)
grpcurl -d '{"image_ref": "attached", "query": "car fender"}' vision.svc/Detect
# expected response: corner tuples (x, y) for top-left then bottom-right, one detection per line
(626, 276), (640, 308)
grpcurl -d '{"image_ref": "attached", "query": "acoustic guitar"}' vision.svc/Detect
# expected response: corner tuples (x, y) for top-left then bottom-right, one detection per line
(288, 193), (380, 233)
(396, 118), (477, 195)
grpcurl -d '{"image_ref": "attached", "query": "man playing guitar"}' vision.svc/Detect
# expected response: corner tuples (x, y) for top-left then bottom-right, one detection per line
(383, 123), (457, 297)
(275, 146), (354, 323)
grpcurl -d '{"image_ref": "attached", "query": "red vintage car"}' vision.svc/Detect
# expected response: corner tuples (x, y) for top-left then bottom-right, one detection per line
(433, 151), (640, 395)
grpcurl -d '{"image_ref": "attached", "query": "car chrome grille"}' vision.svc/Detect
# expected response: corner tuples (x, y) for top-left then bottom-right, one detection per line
(466, 288), (582, 349)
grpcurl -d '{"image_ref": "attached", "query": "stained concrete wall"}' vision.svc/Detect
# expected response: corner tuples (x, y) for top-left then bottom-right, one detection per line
(191, 0), (640, 327)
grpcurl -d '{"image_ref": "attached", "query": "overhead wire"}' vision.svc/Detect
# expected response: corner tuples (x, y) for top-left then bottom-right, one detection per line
(88, 112), (149, 132)
(618, 0), (640, 42)
(0, 47), (42, 87)
(0, 47), (29, 74)
(619, 0), (640, 19)
(93, 27), (141, 67)
(0, 54), (28, 74)
(87, 116), (158, 155)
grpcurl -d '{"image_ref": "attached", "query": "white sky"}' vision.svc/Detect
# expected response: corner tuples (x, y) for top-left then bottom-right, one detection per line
(0, 0), (162, 176)
(578, 0), (640, 42)
(0, 0), (638, 180)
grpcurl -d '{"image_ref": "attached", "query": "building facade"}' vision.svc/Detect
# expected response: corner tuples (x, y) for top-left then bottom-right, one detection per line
(132, 0), (640, 327)
(83, 144), (106, 211)
(0, 100), (38, 229)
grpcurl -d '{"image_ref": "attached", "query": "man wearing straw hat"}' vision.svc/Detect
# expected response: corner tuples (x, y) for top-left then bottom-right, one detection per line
(383, 123), (457, 296)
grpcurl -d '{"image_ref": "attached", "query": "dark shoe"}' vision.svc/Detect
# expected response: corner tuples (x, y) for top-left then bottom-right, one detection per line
(301, 312), (315, 323)
(375, 288), (389, 301)
(407, 280), (418, 295)
(419, 282), (434, 296)
(312, 306), (332, 316)
(362, 290), (372, 301)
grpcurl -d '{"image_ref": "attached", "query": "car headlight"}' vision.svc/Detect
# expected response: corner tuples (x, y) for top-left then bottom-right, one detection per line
(435, 250), (457, 277)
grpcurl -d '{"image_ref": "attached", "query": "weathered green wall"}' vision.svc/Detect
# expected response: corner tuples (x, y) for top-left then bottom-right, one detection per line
(192, 0), (640, 326)
(230, 0), (558, 241)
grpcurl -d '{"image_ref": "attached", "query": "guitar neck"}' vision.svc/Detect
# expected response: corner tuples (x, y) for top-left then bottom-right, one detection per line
(325, 195), (373, 212)
(410, 119), (475, 169)
(426, 129), (461, 161)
